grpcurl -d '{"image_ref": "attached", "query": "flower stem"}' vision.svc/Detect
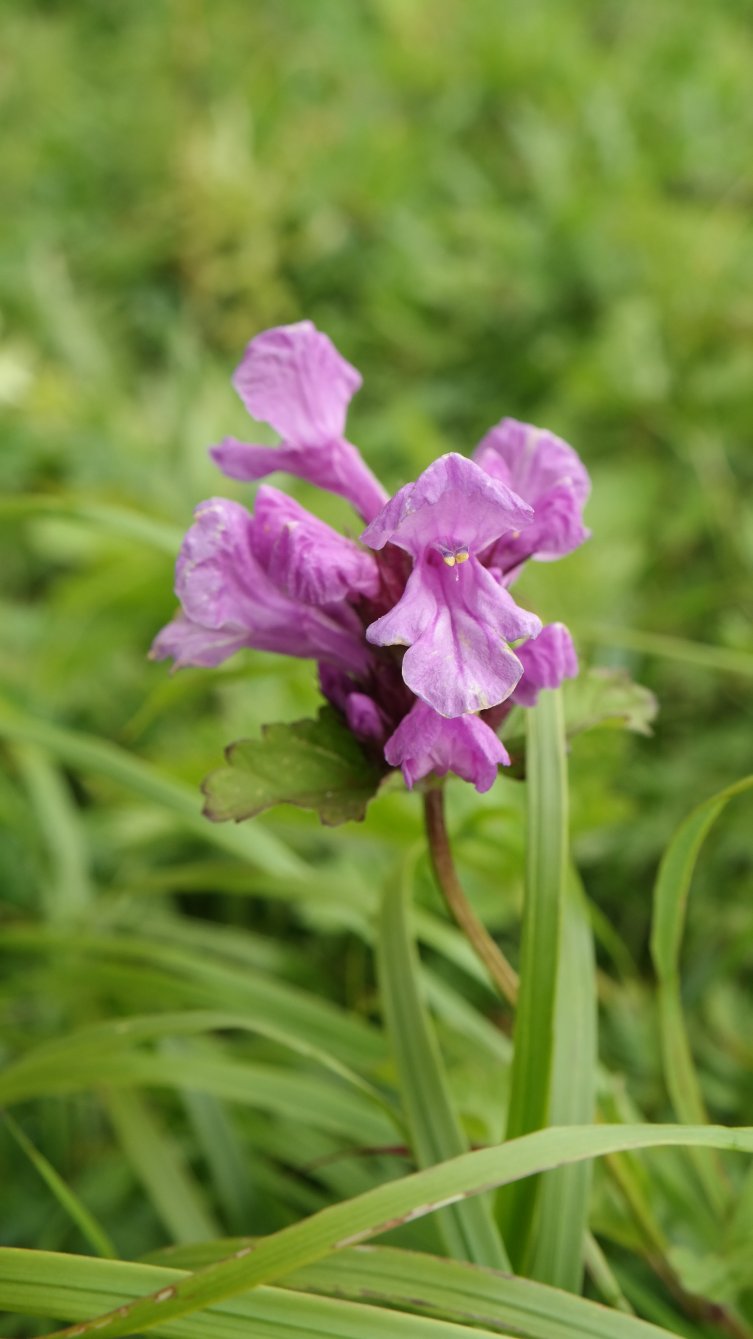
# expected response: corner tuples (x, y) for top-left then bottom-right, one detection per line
(423, 786), (519, 1008)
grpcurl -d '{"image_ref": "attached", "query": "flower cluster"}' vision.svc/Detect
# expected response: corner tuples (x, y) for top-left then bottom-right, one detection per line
(152, 322), (589, 793)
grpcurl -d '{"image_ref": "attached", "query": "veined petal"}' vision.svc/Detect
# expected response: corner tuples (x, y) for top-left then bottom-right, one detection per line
(149, 615), (250, 671)
(345, 692), (387, 744)
(367, 552), (540, 717)
(475, 418), (591, 570)
(317, 663), (388, 744)
(364, 560), (434, 649)
(210, 437), (387, 524)
(232, 320), (362, 442)
(155, 497), (370, 674)
(384, 699), (509, 792)
(362, 451), (533, 560)
(512, 622), (579, 707)
(251, 485), (379, 606)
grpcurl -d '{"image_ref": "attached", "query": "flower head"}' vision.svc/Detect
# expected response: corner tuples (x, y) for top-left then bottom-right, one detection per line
(362, 453), (541, 717)
(153, 324), (591, 797)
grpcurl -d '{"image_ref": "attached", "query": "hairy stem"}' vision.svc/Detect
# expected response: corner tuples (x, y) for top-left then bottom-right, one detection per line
(423, 786), (519, 1008)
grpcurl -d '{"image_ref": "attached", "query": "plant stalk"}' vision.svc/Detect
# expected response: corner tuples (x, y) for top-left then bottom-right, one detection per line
(423, 786), (519, 1008)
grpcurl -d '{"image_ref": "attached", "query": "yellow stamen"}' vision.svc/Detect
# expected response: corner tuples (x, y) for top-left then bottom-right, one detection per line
(442, 553), (456, 567)
(455, 548), (469, 564)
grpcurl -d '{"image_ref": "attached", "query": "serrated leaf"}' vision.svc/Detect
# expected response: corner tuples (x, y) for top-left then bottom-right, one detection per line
(502, 669), (657, 761)
(201, 707), (384, 827)
(563, 668), (658, 737)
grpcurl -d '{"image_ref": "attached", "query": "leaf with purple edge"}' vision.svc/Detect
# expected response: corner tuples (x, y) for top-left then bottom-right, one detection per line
(201, 707), (385, 827)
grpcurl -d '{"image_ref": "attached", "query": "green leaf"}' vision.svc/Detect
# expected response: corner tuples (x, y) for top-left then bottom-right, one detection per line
(25, 1123), (753, 1339)
(650, 772), (753, 1217)
(378, 865), (509, 1268)
(0, 1042), (395, 1147)
(0, 699), (303, 877)
(531, 871), (597, 1292)
(105, 1090), (221, 1245)
(1, 1243), (693, 1339)
(500, 688), (568, 1270)
(0, 491), (183, 555)
(202, 708), (384, 827)
(502, 669), (657, 758)
(1, 927), (386, 1071)
(562, 667), (658, 738)
(575, 622), (753, 682)
(2, 1115), (116, 1260)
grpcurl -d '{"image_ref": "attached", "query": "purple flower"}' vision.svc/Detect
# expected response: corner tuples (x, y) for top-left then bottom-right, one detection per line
(318, 664), (388, 745)
(474, 418), (590, 578)
(362, 453), (541, 717)
(384, 699), (510, 793)
(251, 485), (379, 606)
(152, 320), (591, 806)
(210, 322), (388, 523)
(512, 622), (579, 707)
(150, 497), (371, 674)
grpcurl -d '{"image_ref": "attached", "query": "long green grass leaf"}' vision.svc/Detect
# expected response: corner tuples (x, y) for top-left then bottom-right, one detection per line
(25, 1123), (753, 1339)
(105, 1090), (220, 1245)
(11, 743), (92, 919)
(0, 1048), (395, 1146)
(531, 871), (597, 1290)
(500, 688), (568, 1268)
(0, 702), (302, 877)
(0, 928), (385, 1071)
(377, 867), (509, 1268)
(0, 493), (183, 555)
(650, 773), (753, 1216)
(0, 1243), (689, 1339)
(2, 1115), (116, 1260)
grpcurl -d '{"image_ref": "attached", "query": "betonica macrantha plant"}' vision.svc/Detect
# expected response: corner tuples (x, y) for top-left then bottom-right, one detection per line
(151, 320), (590, 801)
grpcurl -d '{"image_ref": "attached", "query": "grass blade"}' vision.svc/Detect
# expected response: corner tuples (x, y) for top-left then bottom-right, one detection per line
(650, 773), (753, 1216)
(530, 871), (597, 1291)
(0, 1243), (691, 1339)
(25, 1122), (753, 1338)
(500, 688), (568, 1268)
(104, 1090), (221, 1245)
(2, 1115), (116, 1260)
(11, 743), (92, 919)
(0, 492), (183, 555)
(377, 865), (509, 1268)
(0, 701), (302, 878)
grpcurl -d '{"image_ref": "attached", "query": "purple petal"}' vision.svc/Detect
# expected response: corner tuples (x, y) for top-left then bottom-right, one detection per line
(361, 452), (533, 561)
(154, 497), (370, 673)
(232, 321), (362, 443)
(384, 699), (510, 792)
(512, 622), (579, 707)
(210, 437), (388, 524)
(149, 615), (250, 670)
(344, 692), (387, 744)
(318, 662), (352, 712)
(367, 551), (541, 717)
(317, 664), (387, 744)
(475, 419), (591, 570)
(251, 485), (379, 605)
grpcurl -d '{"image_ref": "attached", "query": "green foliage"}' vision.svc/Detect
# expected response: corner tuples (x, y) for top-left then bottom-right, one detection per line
(3, 2), (753, 1336)
(562, 668), (658, 739)
(378, 869), (509, 1269)
(202, 709), (385, 827)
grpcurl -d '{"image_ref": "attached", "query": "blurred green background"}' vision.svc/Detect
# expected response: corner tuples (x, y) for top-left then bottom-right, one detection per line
(2, 0), (753, 1299)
